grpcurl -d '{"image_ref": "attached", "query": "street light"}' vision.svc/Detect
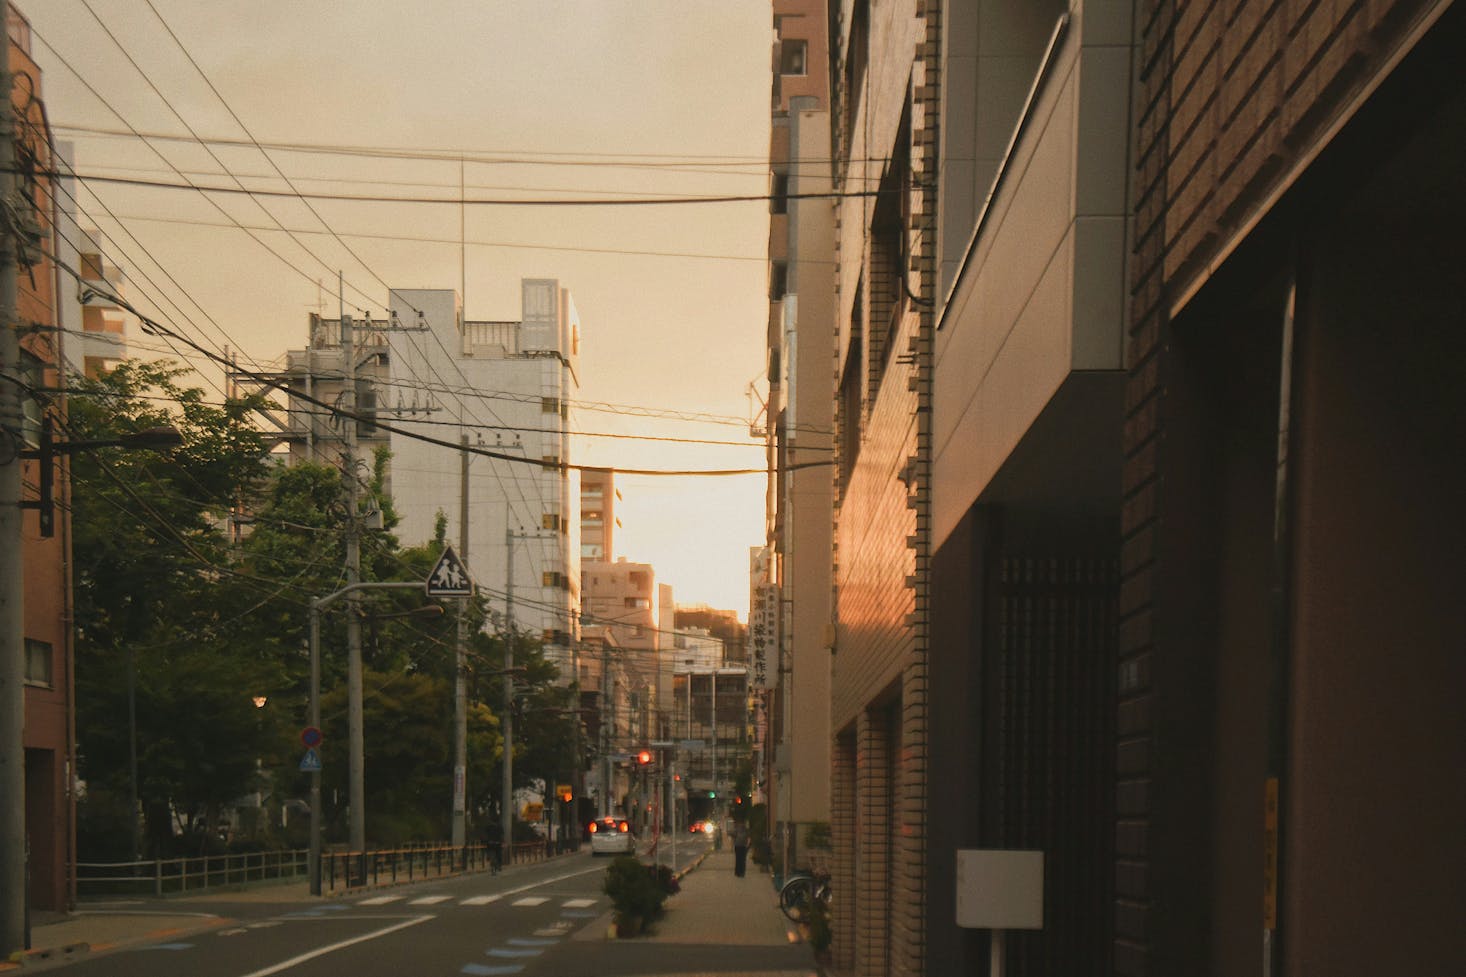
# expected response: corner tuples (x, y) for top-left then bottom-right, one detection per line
(306, 581), (431, 895)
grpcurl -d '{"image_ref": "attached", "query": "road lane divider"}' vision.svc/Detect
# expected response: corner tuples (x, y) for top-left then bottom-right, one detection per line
(236, 914), (433, 977)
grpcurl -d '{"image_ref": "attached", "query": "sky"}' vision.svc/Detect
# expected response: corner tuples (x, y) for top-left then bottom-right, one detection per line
(24, 0), (777, 618)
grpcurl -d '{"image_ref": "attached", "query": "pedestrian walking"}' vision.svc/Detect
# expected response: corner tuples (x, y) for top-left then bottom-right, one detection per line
(732, 818), (751, 877)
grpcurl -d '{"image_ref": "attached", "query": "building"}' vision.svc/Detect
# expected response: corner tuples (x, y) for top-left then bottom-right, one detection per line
(763, 0), (836, 888)
(1119, 2), (1466, 974)
(52, 144), (132, 377)
(280, 279), (583, 678)
(578, 468), (616, 562)
(821, 1), (934, 972)
(4, 4), (74, 934)
(581, 557), (659, 654)
(925, 3), (1131, 975)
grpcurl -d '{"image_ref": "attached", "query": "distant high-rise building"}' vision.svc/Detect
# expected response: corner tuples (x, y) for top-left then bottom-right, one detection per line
(579, 469), (616, 562)
(53, 142), (132, 377)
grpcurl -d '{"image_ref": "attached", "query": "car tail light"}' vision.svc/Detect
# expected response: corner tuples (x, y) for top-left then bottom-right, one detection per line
(618, 822), (629, 833)
(588, 822), (597, 833)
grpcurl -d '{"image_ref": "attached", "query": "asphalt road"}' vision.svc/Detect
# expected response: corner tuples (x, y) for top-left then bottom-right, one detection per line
(50, 848), (689, 977)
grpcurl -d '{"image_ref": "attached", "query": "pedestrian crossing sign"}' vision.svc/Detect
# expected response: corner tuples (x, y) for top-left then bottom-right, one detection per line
(427, 544), (474, 597)
(299, 748), (322, 772)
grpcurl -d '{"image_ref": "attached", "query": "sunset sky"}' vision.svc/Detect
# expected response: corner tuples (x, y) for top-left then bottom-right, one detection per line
(26, 0), (778, 617)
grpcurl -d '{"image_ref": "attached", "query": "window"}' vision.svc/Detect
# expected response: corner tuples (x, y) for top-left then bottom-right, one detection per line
(770, 171), (789, 215)
(20, 351), (43, 444)
(541, 396), (560, 414)
(542, 512), (561, 531)
(624, 597), (650, 610)
(779, 39), (807, 75)
(769, 261), (788, 302)
(24, 639), (52, 688)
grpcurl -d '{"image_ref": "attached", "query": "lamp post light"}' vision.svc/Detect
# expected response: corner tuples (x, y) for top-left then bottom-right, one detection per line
(306, 581), (432, 896)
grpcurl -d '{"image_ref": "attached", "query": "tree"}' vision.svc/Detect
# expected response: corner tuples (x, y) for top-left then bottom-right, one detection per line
(68, 360), (278, 854)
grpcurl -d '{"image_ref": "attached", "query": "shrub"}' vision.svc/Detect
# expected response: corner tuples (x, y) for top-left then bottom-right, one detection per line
(603, 856), (667, 927)
(651, 862), (680, 897)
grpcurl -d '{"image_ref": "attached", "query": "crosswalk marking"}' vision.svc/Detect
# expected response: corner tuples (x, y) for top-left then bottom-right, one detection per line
(561, 898), (596, 908)
(461, 894), (501, 906)
(488, 947), (543, 958)
(462, 965), (522, 976)
(357, 895), (403, 906)
(511, 896), (548, 907)
(409, 895), (454, 905)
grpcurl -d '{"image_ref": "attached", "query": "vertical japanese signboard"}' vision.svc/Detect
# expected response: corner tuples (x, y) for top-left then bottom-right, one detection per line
(749, 583), (780, 690)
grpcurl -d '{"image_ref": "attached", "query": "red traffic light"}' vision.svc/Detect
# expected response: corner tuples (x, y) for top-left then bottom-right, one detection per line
(637, 750), (652, 765)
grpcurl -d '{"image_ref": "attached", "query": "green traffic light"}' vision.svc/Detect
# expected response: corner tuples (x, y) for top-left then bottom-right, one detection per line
(708, 791), (716, 798)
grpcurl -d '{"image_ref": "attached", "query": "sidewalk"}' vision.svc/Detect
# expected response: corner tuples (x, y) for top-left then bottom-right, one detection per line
(579, 847), (821, 977)
(8, 849), (821, 974)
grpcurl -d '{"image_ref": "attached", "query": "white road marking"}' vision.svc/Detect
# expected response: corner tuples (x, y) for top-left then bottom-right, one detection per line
(235, 914), (432, 977)
(561, 898), (596, 908)
(461, 894), (501, 906)
(511, 896), (548, 907)
(409, 895), (454, 905)
(357, 895), (403, 905)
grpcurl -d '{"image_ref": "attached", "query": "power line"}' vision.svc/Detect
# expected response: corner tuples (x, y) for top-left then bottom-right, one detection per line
(49, 121), (893, 169)
(47, 246), (830, 478)
(22, 166), (893, 207)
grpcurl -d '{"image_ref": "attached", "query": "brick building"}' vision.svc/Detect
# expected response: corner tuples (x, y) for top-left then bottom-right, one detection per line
(825, 1), (933, 973)
(7, 3), (74, 919)
(1119, 1), (1465, 974)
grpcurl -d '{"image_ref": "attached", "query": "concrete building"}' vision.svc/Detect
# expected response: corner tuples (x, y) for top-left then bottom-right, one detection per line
(281, 279), (583, 677)
(763, 0), (836, 884)
(578, 468), (616, 562)
(1119, 2), (1466, 974)
(582, 557), (659, 655)
(926, 3), (1130, 975)
(52, 144), (132, 378)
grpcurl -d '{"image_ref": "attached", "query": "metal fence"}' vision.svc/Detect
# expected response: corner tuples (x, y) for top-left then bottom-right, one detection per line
(77, 849), (310, 898)
(320, 840), (556, 892)
(77, 839), (569, 898)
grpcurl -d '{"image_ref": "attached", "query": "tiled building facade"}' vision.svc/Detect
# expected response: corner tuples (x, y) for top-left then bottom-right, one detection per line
(806, 2), (1463, 976)
(1121, 0), (1465, 974)
(827, 1), (934, 974)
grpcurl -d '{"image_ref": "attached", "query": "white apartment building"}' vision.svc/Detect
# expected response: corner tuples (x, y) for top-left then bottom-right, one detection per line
(283, 279), (582, 678)
(53, 142), (132, 377)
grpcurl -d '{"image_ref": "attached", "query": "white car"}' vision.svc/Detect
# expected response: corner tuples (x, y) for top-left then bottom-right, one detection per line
(589, 815), (635, 855)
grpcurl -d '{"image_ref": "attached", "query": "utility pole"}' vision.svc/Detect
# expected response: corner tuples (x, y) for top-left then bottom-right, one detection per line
(452, 435), (469, 852)
(600, 639), (612, 817)
(1, 59), (28, 958)
(501, 523), (515, 865)
(340, 276), (366, 857)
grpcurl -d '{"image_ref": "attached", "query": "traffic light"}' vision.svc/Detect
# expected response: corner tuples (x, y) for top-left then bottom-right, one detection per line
(708, 791), (717, 799)
(637, 750), (652, 765)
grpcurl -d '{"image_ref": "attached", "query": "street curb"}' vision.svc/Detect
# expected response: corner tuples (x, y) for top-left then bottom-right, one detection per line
(3, 942), (89, 971)
(2, 915), (234, 972)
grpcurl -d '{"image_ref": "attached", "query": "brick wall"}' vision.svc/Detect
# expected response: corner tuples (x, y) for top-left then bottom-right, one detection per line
(1119, 0), (1450, 972)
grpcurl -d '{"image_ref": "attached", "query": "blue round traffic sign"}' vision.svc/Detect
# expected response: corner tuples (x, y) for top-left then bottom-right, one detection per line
(301, 726), (323, 748)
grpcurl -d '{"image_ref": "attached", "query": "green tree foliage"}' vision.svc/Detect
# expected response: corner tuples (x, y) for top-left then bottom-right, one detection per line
(67, 359), (587, 855)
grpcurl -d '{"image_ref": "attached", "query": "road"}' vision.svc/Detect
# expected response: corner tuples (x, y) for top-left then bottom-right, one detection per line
(51, 840), (728, 977)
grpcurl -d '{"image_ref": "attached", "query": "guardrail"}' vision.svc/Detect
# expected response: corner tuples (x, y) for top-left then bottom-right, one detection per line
(78, 839), (574, 898)
(322, 840), (565, 892)
(77, 849), (310, 898)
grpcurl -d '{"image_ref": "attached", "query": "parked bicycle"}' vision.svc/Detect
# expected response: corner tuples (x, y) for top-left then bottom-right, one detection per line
(779, 868), (832, 922)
